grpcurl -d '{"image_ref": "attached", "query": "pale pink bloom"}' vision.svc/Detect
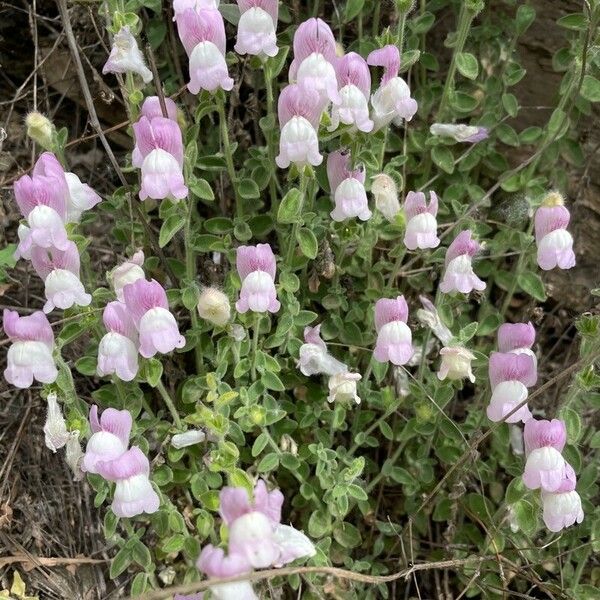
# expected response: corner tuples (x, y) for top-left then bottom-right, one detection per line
(64, 172), (102, 223)
(367, 45), (417, 129)
(220, 479), (283, 525)
(229, 511), (280, 568)
(439, 230), (486, 294)
(276, 116), (322, 169)
(429, 123), (489, 143)
(371, 173), (400, 222)
(173, 0), (220, 15)
(277, 83), (323, 129)
(123, 278), (169, 322)
(542, 489), (584, 532)
(235, 0), (279, 57)
(373, 296), (413, 366)
(188, 41), (234, 94)
(295, 52), (341, 109)
(102, 27), (153, 83)
(416, 295), (453, 344)
(97, 446), (160, 517)
(523, 418), (567, 455)
(488, 352), (537, 389)
(403, 191), (439, 250)
(327, 371), (362, 404)
(197, 287), (231, 326)
(330, 52), (373, 132)
(31, 243), (91, 313)
(534, 205), (575, 271)
(139, 148), (188, 202)
(174, 6), (226, 56)
(13, 152), (68, 220)
(486, 380), (532, 424)
(298, 324), (347, 376)
(110, 250), (145, 302)
(15, 206), (70, 258)
(44, 392), (69, 452)
(327, 150), (370, 222)
(235, 244), (280, 313)
(132, 116), (184, 168)
(497, 322), (535, 353)
(523, 446), (567, 492)
(289, 18), (337, 80)
(437, 346), (476, 383)
(3, 309), (57, 388)
(82, 405), (132, 474)
(197, 546), (256, 600)
(140, 96), (179, 121)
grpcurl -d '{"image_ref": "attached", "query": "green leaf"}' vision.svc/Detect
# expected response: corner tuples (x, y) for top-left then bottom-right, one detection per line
(190, 178), (215, 201)
(344, 0), (365, 22)
(257, 452), (279, 472)
(559, 407), (582, 442)
(333, 521), (362, 548)
(144, 358), (164, 388)
(296, 228), (318, 259)
(159, 213), (186, 248)
(277, 188), (303, 223)
(110, 544), (133, 578)
(131, 540), (152, 570)
(75, 356), (97, 376)
(456, 52), (479, 80)
(431, 146), (455, 174)
(515, 5), (536, 35)
(496, 124), (520, 147)
(580, 75), (600, 102)
(513, 499), (538, 536)
(252, 432), (269, 457)
(238, 178), (260, 199)
(517, 272), (547, 302)
(410, 11), (435, 34)
(346, 483), (368, 501)
(501, 93), (519, 117)
(0, 245), (17, 269)
(557, 13), (587, 31)
(262, 371), (285, 391)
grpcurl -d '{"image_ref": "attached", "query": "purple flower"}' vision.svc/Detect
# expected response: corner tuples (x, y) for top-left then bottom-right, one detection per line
(235, 0), (278, 57)
(523, 418), (566, 455)
(97, 446), (160, 517)
(541, 489), (583, 532)
(276, 84), (323, 169)
(102, 27), (153, 84)
(523, 446), (568, 492)
(82, 405), (132, 474)
(197, 546), (256, 600)
(367, 45), (417, 130)
(31, 243), (91, 313)
(534, 203), (576, 271)
(139, 149), (188, 202)
(235, 244), (280, 314)
(174, 5), (226, 56)
(289, 18), (337, 79)
(403, 191), (439, 250)
(327, 150), (370, 222)
(132, 116), (184, 169)
(189, 42), (233, 94)
(497, 322), (535, 353)
(373, 296), (413, 366)
(488, 352), (537, 389)
(140, 96), (179, 121)
(439, 230), (486, 294)
(2, 309), (57, 388)
(486, 380), (532, 424)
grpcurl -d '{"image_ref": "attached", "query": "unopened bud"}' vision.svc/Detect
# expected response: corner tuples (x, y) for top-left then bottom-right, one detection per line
(279, 434), (298, 456)
(197, 287), (231, 327)
(372, 173), (400, 223)
(230, 324), (246, 342)
(395, 0), (416, 15)
(171, 429), (207, 449)
(541, 191), (564, 207)
(26, 112), (55, 151)
(43, 392), (69, 452)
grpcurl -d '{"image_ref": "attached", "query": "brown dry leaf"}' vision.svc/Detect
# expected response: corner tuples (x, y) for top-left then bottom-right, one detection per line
(0, 502), (13, 529)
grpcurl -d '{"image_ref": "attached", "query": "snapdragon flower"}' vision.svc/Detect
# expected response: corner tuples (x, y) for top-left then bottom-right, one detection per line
(439, 230), (486, 294)
(437, 346), (476, 383)
(64, 171), (102, 223)
(235, 244), (280, 313)
(403, 190), (440, 250)
(534, 193), (576, 271)
(109, 250), (145, 302)
(235, 0), (279, 57)
(542, 487), (584, 532)
(371, 173), (400, 222)
(2, 309), (58, 388)
(327, 150), (371, 222)
(298, 325), (347, 376)
(197, 287), (231, 327)
(416, 295), (452, 345)
(429, 123), (488, 143)
(43, 392), (69, 452)
(123, 278), (186, 357)
(275, 84), (323, 169)
(31, 243), (91, 313)
(373, 296), (414, 366)
(102, 27), (153, 84)
(140, 96), (179, 121)
(330, 52), (374, 132)
(367, 45), (417, 130)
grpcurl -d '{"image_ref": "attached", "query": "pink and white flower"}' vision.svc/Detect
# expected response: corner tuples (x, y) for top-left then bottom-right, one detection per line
(330, 52), (373, 132)
(110, 250), (145, 302)
(174, 4), (226, 56)
(102, 27), (153, 84)
(139, 148), (188, 202)
(534, 202), (576, 271)
(235, 244), (280, 314)
(523, 418), (566, 455)
(276, 84), (323, 169)
(140, 96), (179, 121)
(64, 172), (102, 223)
(132, 116), (184, 169)
(97, 301), (139, 382)
(439, 230), (486, 294)
(541, 489), (584, 532)
(298, 325), (347, 376)
(327, 150), (371, 222)
(82, 405), (132, 474)
(235, 0), (278, 57)
(437, 346), (476, 383)
(429, 123), (488, 143)
(367, 45), (417, 130)
(31, 243), (91, 313)
(403, 190), (439, 250)
(123, 278), (186, 357)
(373, 296), (414, 366)
(96, 446), (160, 517)
(2, 309), (57, 388)
(523, 446), (568, 492)
(197, 546), (256, 600)
(289, 17), (337, 82)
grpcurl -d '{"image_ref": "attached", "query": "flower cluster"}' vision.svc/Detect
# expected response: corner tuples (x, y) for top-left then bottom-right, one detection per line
(13, 152), (99, 313)
(196, 480), (315, 599)
(132, 96), (188, 202)
(82, 405), (159, 518)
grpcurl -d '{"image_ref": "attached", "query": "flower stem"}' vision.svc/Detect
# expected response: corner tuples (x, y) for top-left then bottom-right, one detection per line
(156, 379), (181, 428)
(263, 59), (279, 214)
(216, 95), (242, 217)
(286, 171), (310, 265)
(251, 313), (262, 381)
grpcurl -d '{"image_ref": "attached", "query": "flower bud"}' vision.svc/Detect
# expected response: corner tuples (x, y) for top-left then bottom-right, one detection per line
(171, 429), (207, 449)
(395, 0), (415, 14)
(371, 173), (400, 222)
(327, 371), (362, 404)
(43, 392), (69, 452)
(197, 287), (231, 327)
(541, 191), (564, 207)
(25, 112), (55, 151)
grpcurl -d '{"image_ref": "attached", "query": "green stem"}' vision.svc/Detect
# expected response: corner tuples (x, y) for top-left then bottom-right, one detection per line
(366, 439), (409, 493)
(286, 171), (310, 265)
(156, 379), (181, 428)
(386, 247), (406, 288)
(263, 60), (279, 213)
(437, 5), (475, 120)
(418, 287), (442, 381)
(217, 95), (242, 217)
(372, 0), (381, 36)
(251, 313), (262, 381)
(348, 404), (399, 456)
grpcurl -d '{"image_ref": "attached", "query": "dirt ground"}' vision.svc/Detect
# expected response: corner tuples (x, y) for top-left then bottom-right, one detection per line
(0, 0), (598, 598)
